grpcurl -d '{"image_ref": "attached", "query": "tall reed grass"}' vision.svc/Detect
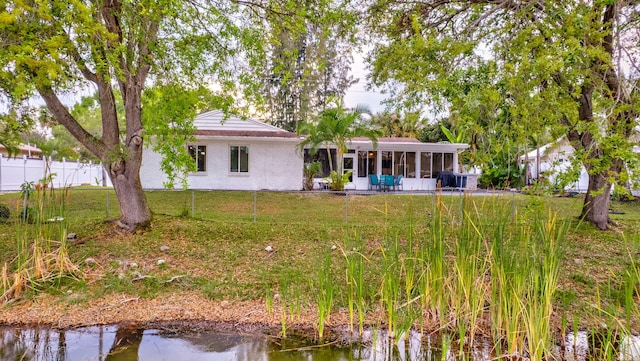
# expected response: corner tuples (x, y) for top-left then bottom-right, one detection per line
(326, 193), (572, 359)
(1, 184), (80, 303)
(316, 251), (334, 340)
(342, 230), (368, 334)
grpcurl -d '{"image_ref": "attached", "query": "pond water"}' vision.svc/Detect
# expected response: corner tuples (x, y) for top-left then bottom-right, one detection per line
(1, 325), (639, 361)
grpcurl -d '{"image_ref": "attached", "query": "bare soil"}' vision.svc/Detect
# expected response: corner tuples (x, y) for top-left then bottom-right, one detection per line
(0, 291), (364, 336)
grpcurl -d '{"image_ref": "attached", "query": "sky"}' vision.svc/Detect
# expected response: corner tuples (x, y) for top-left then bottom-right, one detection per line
(343, 51), (388, 114)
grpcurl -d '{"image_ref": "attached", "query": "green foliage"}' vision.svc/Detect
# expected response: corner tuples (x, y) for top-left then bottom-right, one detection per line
(298, 101), (381, 190)
(416, 119), (450, 143)
(371, 111), (423, 138)
(0, 105), (34, 154)
(326, 170), (351, 192)
(611, 186), (635, 202)
(303, 161), (323, 191)
(366, 0), (640, 228)
(478, 156), (523, 189)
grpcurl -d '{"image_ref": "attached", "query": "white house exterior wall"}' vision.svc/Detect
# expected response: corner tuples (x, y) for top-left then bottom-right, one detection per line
(520, 138), (638, 193)
(141, 138), (303, 191)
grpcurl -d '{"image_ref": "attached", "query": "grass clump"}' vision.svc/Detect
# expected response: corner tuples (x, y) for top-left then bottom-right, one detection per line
(1, 186), (81, 303)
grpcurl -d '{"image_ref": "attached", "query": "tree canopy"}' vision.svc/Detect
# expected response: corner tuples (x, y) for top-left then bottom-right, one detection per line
(367, 0), (640, 229)
(252, 0), (358, 132)
(0, 0), (300, 231)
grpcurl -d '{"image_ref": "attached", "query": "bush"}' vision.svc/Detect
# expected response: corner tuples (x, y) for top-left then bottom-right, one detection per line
(478, 165), (523, 189)
(19, 207), (35, 223)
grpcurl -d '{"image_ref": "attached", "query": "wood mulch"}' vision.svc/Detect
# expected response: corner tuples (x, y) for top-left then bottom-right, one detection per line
(0, 291), (363, 335)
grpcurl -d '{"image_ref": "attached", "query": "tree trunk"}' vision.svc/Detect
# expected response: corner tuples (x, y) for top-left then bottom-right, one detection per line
(105, 151), (151, 233)
(581, 171), (612, 230)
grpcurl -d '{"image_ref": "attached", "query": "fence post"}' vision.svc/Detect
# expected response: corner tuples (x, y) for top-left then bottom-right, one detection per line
(76, 159), (80, 186)
(0, 155), (3, 192)
(106, 190), (110, 218)
(511, 191), (516, 222)
(23, 155), (27, 183)
(253, 191), (257, 224)
(101, 163), (107, 187)
(191, 190), (195, 218)
(345, 191), (349, 224)
(42, 155), (47, 182)
(62, 157), (67, 187)
(460, 187), (464, 222)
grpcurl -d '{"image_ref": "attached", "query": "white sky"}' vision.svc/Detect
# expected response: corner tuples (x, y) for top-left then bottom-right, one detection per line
(343, 51), (387, 113)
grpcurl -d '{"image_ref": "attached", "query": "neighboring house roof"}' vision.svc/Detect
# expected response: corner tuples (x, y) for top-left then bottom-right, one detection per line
(193, 110), (299, 139)
(0, 143), (43, 157)
(522, 133), (640, 162)
(520, 139), (566, 161)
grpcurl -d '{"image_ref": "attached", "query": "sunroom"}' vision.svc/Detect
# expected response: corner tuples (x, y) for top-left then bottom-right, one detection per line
(304, 137), (471, 191)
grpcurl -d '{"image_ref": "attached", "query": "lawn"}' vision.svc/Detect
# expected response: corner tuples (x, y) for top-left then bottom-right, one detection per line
(0, 187), (639, 358)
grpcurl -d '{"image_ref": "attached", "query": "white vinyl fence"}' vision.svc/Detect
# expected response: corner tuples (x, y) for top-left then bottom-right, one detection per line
(0, 155), (112, 192)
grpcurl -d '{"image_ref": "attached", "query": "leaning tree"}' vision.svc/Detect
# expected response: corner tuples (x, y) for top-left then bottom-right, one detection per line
(367, 0), (640, 229)
(0, 0), (327, 231)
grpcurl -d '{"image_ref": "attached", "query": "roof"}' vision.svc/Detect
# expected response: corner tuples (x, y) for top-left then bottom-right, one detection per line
(193, 110), (297, 138)
(348, 137), (470, 152)
(0, 143), (43, 155)
(353, 137), (423, 143)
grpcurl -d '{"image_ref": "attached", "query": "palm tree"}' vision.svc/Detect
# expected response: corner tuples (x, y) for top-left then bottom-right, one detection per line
(298, 103), (381, 190)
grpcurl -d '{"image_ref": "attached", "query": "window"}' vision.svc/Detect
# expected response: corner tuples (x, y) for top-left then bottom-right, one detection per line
(444, 153), (454, 172)
(406, 152), (416, 178)
(188, 145), (206, 172)
(391, 151), (416, 178)
(304, 149), (336, 177)
(420, 152), (431, 178)
(357, 151), (377, 178)
(393, 152), (404, 177)
(230, 145), (249, 173)
(381, 151), (393, 175)
(433, 153), (443, 177)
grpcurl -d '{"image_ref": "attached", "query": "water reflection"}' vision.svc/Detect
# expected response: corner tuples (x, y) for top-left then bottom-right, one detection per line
(0, 325), (639, 361)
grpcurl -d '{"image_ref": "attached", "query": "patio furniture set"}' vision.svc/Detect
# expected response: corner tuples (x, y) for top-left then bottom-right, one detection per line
(368, 174), (403, 192)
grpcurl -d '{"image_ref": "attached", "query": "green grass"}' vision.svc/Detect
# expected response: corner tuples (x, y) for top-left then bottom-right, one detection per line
(0, 188), (639, 354)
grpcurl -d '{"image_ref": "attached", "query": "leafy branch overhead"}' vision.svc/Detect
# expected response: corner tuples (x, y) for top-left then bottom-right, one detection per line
(0, 0), (328, 231)
(367, 0), (640, 229)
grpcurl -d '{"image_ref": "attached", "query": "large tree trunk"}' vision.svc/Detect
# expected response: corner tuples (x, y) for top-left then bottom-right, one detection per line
(107, 158), (151, 232)
(581, 171), (612, 230)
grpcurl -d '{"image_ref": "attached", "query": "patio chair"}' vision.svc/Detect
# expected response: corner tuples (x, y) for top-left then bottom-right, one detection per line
(368, 174), (381, 191)
(394, 175), (403, 191)
(383, 174), (396, 191)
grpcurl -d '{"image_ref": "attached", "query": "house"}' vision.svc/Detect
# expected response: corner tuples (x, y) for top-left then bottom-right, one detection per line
(141, 110), (472, 191)
(521, 136), (640, 194)
(305, 138), (471, 191)
(0, 143), (43, 159)
(140, 110), (304, 190)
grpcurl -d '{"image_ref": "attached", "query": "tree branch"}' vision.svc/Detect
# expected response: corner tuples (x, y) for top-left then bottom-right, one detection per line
(37, 87), (105, 158)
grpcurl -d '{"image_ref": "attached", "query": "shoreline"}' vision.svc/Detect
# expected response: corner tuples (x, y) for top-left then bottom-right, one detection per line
(0, 291), (373, 336)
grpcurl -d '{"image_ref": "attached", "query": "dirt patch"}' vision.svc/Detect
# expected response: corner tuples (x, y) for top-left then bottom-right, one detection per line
(0, 291), (386, 337)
